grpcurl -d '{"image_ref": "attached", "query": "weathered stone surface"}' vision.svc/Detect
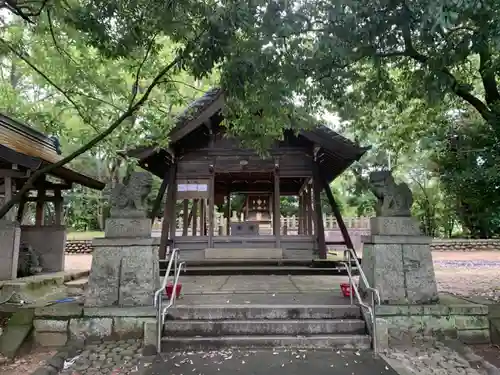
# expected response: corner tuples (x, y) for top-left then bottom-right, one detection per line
(113, 317), (143, 338)
(457, 329), (490, 344)
(119, 249), (159, 307)
(0, 220), (20, 281)
(33, 319), (68, 332)
(35, 332), (68, 347)
(35, 302), (83, 318)
(104, 218), (152, 238)
(0, 324), (32, 358)
(143, 319), (156, 348)
(362, 227), (438, 304)
(370, 217), (421, 236)
(83, 306), (155, 317)
(107, 171), (152, 218)
(368, 170), (413, 217)
(69, 318), (113, 340)
(85, 246), (121, 307)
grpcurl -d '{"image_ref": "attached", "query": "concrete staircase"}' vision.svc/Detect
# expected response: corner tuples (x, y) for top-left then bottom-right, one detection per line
(160, 304), (371, 351)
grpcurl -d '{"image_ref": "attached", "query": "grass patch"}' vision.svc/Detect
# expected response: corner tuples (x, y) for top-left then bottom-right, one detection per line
(67, 231), (104, 240)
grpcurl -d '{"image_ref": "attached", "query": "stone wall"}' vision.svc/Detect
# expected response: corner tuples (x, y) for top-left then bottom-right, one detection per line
(375, 303), (490, 348)
(65, 240), (93, 254)
(33, 304), (155, 347)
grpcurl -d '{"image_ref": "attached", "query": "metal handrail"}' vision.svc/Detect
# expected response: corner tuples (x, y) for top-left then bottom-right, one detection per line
(154, 248), (182, 352)
(341, 248), (381, 355)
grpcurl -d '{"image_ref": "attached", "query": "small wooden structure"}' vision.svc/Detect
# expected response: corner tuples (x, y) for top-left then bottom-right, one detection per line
(0, 113), (104, 280)
(127, 88), (369, 260)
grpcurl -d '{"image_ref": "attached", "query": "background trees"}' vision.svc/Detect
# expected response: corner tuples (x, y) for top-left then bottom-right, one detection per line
(0, 0), (498, 237)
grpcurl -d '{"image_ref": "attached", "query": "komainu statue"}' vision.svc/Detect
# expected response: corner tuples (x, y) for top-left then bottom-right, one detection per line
(368, 170), (413, 217)
(107, 172), (153, 218)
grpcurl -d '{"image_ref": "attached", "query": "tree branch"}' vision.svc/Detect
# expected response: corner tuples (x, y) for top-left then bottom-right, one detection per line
(399, 4), (493, 123)
(477, 41), (500, 107)
(0, 52), (184, 219)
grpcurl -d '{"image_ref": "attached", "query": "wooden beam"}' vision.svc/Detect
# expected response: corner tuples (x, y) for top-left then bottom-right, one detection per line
(320, 170), (356, 256)
(182, 199), (189, 236)
(35, 187), (45, 225)
(200, 199), (206, 235)
(273, 169), (281, 248)
(0, 169), (30, 178)
(312, 162), (327, 259)
(226, 190), (231, 235)
(306, 185), (313, 235)
(159, 163), (176, 259)
(150, 170), (169, 220)
(192, 198), (198, 236)
(54, 189), (63, 225)
(208, 172), (215, 247)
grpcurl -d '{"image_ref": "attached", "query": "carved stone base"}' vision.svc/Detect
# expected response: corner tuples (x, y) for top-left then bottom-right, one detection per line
(104, 218), (152, 238)
(370, 216), (421, 236)
(361, 217), (439, 305)
(85, 238), (159, 307)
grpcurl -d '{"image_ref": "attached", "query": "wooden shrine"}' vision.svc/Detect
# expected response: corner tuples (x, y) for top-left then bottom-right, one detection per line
(0, 113), (104, 280)
(126, 88), (369, 260)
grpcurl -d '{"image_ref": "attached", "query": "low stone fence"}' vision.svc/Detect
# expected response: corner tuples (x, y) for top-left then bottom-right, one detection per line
(430, 239), (500, 252)
(64, 238), (500, 254)
(65, 240), (93, 254)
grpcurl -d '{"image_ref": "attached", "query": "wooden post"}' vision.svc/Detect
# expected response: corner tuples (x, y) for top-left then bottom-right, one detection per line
(226, 190), (231, 235)
(54, 189), (63, 225)
(306, 185), (313, 235)
(150, 170), (169, 220)
(192, 199), (198, 236)
(35, 187), (45, 226)
(208, 173), (215, 247)
(200, 199), (205, 235)
(273, 168), (281, 248)
(159, 163), (176, 259)
(321, 172), (356, 255)
(312, 162), (327, 259)
(298, 194), (304, 234)
(182, 199), (189, 236)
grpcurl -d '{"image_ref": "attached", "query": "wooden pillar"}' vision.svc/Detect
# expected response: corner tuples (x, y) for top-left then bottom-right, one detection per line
(159, 163), (176, 259)
(312, 163), (327, 259)
(273, 168), (281, 248)
(226, 190), (231, 235)
(182, 199), (189, 236)
(306, 185), (313, 235)
(4, 175), (13, 221)
(298, 194), (304, 234)
(150, 170), (169, 220)
(192, 199), (198, 236)
(321, 172), (356, 256)
(208, 173), (215, 247)
(200, 199), (205, 235)
(54, 189), (63, 225)
(35, 187), (45, 226)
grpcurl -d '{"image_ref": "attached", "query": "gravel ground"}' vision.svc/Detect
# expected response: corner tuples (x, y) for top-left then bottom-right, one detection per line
(59, 339), (143, 375)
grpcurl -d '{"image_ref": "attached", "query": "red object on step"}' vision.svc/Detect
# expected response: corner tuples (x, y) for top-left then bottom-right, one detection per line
(165, 283), (182, 299)
(340, 283), (355, 297)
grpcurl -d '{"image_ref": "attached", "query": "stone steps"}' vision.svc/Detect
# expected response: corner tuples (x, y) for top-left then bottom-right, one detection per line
(171, 304), (362, 320)
(161, 304), (370, 351)
(174, 265), (347, 276)
(161, 334), (371, 351)
(164, 319), (366, 336)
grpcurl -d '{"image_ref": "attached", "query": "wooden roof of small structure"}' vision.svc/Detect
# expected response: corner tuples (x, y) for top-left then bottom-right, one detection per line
(0, 113), (105, 190)
(126, 88), (370, 182)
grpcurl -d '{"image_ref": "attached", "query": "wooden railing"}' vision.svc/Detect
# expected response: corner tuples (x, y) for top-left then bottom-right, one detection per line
(151, 214), (371, 234)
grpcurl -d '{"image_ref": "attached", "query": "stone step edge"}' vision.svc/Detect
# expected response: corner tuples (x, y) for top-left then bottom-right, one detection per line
(164, 318), (365, 324)
(160, 334), (371, 348)
(173, 304), (361, 309)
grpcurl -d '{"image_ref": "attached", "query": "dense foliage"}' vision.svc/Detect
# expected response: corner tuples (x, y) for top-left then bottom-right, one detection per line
(1, 0), (499, 237)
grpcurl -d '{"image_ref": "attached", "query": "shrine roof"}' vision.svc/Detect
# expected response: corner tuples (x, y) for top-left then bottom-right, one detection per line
(125, 88), (370, 181)
(0, 113), (105, 190)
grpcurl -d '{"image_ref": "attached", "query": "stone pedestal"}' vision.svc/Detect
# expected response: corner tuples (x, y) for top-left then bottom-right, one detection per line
(85, 218), (159, 307)
(361, 217), (439, 304)
(0, 220), (20, 281)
